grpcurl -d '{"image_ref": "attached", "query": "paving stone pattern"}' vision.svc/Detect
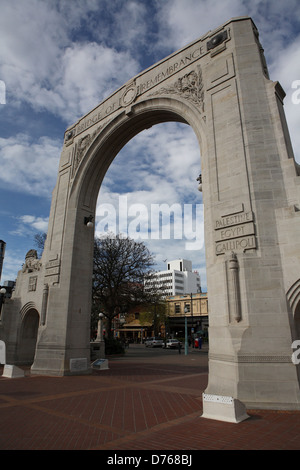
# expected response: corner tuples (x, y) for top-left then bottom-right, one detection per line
(0, 346), (299, 450)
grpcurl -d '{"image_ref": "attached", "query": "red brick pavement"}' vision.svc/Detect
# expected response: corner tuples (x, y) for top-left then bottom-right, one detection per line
(0, 345), (300, 451)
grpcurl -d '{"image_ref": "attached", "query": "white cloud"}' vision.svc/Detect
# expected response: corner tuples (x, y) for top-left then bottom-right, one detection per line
(2, 0), (299, 133)
(155, 0), (300, 55)
(0, 250), (25, 281)
(99, 123), (201, 203)
(10, 215), (49, 239)
(95, 121), (206, 286)
(55, 43), (140, 122)
(155, 0), (244, 51)
(268, 37), (300, 163)
(0, 1), (68, 100)
(105, 1), (149, 50)
(96, 123), (202, 249)
(0, 134), (60, 196)
(0, 0), (140, 123)
(18, 215), (49, 233)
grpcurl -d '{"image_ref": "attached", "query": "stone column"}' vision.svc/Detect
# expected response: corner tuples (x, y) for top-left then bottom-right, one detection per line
(228, 252), (241, 323)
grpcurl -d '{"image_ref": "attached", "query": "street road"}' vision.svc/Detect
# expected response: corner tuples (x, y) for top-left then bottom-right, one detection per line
(108, 342), (208, 368)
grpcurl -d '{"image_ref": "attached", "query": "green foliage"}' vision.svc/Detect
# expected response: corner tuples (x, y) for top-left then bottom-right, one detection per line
(139, 301), (168, 336)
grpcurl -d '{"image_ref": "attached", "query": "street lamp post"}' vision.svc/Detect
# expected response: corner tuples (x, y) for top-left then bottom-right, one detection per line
(184, 306), (188, 355)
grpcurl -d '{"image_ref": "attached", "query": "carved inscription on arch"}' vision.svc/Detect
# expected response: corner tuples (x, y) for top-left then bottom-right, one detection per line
(215, 210), (256, 255)
(64, 28), (230, 141)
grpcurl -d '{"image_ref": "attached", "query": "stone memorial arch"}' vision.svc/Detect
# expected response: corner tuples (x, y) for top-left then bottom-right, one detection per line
(1, 16), (300, 419)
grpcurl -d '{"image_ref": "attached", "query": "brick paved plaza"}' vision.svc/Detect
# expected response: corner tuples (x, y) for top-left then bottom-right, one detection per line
(0, 345), (299, 451)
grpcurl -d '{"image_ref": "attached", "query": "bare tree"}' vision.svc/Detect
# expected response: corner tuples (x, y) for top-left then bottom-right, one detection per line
(92, 233), (155, 337)
(34, 232), (47, 257)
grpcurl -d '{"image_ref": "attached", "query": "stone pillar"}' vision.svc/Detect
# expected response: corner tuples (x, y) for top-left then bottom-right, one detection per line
(228, 252), (241, 323)
(202, 17), (300, 414)
(40, 284), (49, 326)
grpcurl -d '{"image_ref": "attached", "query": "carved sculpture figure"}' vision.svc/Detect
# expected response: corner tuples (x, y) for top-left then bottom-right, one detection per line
(22, 250), (41, 273)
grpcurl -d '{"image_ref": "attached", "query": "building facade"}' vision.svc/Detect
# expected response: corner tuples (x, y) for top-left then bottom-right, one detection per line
(145, 259), (201, 297)
(113, 292), (208, 343)
(166, 292), (208, 340)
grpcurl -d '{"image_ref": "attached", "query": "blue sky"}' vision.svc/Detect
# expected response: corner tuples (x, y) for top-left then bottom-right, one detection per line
(0, 0), (300, 291)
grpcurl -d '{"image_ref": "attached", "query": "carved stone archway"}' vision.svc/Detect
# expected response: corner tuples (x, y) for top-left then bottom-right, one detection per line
(2, 17), (300, 418)
(18, 305), (39, 365)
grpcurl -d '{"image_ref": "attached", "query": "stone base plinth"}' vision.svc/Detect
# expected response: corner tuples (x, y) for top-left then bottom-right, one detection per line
(201, 393), (249, 423)
(2, 364), (25, 378)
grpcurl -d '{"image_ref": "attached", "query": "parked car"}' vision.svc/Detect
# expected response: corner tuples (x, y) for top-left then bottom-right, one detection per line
(145, 337), (164, 347)
(164, 339), (182, 349)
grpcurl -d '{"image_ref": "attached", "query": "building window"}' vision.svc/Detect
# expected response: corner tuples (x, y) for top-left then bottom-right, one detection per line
(28, 276), (37, 292)
(175, 304), (181, 313)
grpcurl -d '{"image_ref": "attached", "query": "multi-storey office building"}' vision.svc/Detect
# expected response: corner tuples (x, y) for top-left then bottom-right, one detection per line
(145, 259), (201, 296)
